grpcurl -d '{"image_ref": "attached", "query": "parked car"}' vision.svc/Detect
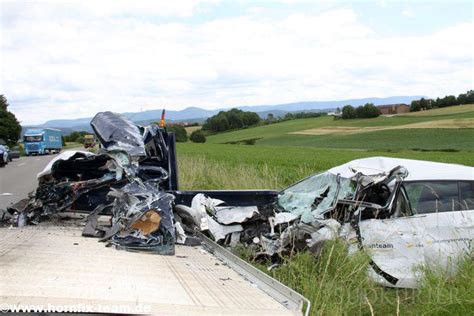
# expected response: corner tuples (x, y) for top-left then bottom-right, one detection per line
(0, 145), (9, 167)
(7, 146), (21, 159)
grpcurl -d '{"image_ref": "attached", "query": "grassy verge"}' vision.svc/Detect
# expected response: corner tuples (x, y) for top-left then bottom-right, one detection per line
(177, 144), (473, 315)
(178, 143), (473, 188)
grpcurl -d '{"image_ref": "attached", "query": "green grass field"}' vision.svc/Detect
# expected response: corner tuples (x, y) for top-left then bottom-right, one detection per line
(178, 143), (473, 189)
(204, 104), (474, 151)
(176, 105), (473, 315)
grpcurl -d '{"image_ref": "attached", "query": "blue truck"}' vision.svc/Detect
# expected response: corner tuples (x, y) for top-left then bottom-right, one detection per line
(23, 128), (62, 156)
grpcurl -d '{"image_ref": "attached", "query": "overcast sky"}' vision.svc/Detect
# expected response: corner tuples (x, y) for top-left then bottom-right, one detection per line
(1, 0), (473, 125)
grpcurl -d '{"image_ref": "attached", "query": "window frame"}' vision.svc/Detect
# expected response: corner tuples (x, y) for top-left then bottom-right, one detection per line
(392, 180), (474, 217)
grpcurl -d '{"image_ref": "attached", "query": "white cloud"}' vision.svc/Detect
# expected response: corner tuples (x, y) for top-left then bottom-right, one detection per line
(1, 1), (473, 124)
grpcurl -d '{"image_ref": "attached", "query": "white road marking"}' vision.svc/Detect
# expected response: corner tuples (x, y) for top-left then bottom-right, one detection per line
(35, 158), (40, 161)
(17, 163), (26, 166)
(0, 193), (13, 196)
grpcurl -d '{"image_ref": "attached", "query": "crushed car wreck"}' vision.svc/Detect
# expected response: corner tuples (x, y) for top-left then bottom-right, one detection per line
(2, 111), (179, 255)
(1, 110), (472, 290)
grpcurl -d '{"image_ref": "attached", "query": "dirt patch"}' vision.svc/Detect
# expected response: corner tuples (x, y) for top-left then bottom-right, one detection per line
(290, 118), (474, 136)
(185, 126), (202, 133)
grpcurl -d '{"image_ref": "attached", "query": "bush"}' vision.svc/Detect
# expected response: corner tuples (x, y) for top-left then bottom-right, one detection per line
(360, 103), (381, 118)
(166, 125), (188, 142)
(342, 105), (356, 119)
(190, 130), (206, 143)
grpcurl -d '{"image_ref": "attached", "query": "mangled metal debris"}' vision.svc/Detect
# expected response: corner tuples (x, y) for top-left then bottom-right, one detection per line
(98, 181), (176, 254)
(91, 111), (146, 158)
(1, 112), (178, 255)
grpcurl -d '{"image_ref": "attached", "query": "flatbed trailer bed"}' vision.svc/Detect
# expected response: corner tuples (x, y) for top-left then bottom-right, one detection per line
(0, 223), (307, 315)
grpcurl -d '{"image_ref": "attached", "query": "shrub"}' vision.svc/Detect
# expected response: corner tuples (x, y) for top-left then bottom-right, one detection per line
(190, 130), (206, 143)
(342, 105), (356, 119)
(166, 125), (188, 142)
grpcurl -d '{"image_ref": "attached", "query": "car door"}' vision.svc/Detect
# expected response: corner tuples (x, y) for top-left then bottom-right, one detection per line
(358, 181), (473, 288)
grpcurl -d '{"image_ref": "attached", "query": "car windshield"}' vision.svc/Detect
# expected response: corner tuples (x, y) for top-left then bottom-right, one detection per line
(24, 135), (43, 142)
(278, 172), (354, 222)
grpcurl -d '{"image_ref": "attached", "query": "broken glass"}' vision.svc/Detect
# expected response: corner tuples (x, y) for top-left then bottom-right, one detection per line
(278, 172), (354, 223)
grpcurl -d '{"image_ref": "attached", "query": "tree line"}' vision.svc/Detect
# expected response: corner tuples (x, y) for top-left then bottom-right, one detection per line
(265, 111), (326, 124)
(410, 90), (474, 112)
(202, 108), (261, 133)
(63, 131), (90, 143)
(203, 108), (330, 133)
(341, 103), (381, 119)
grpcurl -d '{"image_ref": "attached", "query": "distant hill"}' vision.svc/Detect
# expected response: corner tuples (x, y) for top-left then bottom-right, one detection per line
(236, 96), (422, 113)
(26, 96), (423, 131)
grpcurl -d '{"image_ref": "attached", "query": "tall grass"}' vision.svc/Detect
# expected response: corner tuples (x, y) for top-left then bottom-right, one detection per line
(255, 241), (377, 315)
(412, 257), (474, 315)
(238, 240), (474, 315)
(178, 155), (313, 190)
(178, 153), (473, 315)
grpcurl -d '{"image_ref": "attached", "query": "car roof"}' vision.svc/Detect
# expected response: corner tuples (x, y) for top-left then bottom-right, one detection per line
(327, 157), (474, 181)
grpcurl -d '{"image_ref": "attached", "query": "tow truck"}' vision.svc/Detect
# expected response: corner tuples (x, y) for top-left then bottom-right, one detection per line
(0, 112), (310, 315)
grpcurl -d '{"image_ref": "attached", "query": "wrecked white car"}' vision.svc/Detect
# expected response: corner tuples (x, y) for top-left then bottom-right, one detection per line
(175, 157), (473, 288)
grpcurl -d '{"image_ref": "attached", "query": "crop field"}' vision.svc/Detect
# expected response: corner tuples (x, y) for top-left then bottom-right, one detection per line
(205, 104), (474, 151)
(184, 125), (201, 134)
(292, 118), (474, 135)
(176, 106), (473, 315)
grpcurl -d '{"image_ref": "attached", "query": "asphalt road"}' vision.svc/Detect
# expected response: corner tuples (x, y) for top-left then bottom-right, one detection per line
(0, 154), (58, 210)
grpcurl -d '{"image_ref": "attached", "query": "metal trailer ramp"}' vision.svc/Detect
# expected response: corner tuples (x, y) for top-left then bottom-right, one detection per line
(0, 225), (308, 315)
